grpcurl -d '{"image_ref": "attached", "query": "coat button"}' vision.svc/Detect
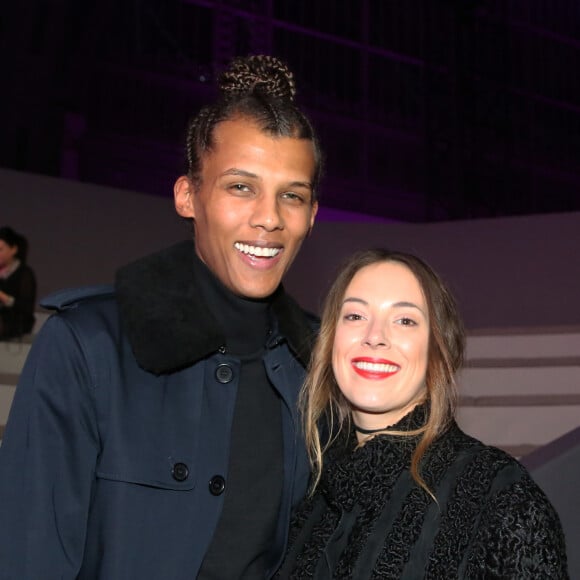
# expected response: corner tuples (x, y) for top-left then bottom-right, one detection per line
(209, 475), (226, 496)
(172, 462), (189, 482)
(215, 364), (233, 383)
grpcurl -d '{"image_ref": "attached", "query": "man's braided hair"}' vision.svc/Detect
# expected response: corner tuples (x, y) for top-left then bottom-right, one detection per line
(184, 55), (322, 200)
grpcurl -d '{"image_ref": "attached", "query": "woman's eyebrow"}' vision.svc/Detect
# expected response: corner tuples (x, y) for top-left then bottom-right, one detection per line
(343, 297), (426, 315)
(343, 297), (368, 306)
(392, 301), (427, 315)
(393, 300), (421, 309)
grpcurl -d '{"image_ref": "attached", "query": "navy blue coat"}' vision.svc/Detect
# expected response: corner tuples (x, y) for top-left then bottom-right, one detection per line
(0, 242), (315, 579)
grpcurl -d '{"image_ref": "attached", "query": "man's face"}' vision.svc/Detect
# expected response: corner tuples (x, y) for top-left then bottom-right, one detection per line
(174, 118), (318, 299)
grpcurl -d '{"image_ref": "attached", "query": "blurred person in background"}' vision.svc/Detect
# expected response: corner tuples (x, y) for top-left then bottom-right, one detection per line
(0, 226), (36, 340)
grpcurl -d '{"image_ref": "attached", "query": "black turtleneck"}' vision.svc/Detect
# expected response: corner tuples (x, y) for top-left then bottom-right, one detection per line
(192, 252), (271, 355)
(194, 253), (284, 580)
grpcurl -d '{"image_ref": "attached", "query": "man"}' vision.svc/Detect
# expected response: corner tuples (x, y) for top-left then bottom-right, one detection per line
(0, 55), (321, 579)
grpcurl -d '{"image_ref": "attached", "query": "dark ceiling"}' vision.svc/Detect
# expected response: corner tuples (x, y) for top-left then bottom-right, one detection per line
(1, 0), (579, 222)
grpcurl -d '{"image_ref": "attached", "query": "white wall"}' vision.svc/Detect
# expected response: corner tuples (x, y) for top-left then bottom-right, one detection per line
(3, 167), (580, 330)
(1, 168), (188, 299)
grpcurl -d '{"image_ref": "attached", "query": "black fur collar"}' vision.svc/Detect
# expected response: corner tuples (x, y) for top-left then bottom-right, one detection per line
(115, 240), (316, 374)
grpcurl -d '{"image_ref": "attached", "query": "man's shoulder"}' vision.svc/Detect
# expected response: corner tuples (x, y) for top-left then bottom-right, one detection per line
(302, 308), (321, 331)
(40, 284), (116, 313)
(31, 286), (122, 358)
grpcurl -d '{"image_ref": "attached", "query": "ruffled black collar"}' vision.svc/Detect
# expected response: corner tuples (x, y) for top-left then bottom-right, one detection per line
(320, 405), (430, 510)
(115, 240), (317, 374)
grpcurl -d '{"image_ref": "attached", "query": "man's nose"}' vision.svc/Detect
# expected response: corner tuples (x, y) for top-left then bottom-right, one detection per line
(250, 194), (284, 231)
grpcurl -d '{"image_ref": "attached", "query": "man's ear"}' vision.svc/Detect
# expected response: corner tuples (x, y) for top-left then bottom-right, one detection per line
(308, 200), (318, 234)
(174, 175), (195, 218)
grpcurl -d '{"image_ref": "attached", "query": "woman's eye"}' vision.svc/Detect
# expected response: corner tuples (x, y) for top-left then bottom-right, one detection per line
(397, 317), (417, 326)
(344, 313), (363, 321)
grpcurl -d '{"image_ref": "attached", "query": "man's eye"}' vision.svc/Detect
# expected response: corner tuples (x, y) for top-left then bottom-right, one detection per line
(230, 184), (251, 193)
(281, 192), (304, 203)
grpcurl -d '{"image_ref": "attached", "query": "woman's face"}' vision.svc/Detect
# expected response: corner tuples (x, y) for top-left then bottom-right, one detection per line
(0, 240), (17, 269)
(332, 261), (430, 430)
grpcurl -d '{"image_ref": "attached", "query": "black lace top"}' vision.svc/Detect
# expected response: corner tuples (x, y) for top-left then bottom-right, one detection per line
(276, 406), (568, 579)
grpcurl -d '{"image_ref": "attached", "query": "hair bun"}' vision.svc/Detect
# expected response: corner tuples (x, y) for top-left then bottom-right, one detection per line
(218, 55), (296, 101)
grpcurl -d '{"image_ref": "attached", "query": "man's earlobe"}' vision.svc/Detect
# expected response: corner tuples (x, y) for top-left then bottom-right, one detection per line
(174, 176), (195, 218)
(308, 201), (318, 234)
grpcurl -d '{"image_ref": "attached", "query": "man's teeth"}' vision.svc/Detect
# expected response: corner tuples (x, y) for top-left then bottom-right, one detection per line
(354, 361), (399, 373)
(235, 243), (281, 258)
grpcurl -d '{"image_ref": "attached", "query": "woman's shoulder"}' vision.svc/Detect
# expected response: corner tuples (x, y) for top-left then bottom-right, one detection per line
(444, 424), (561, 512)
(433, 423), (547, 499)
(445, 421), (520, 459)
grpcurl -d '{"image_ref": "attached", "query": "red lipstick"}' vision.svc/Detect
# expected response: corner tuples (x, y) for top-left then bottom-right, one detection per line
(351, 357), (400, 380)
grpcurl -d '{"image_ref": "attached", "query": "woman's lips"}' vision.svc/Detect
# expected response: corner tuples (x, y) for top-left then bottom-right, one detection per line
(351, 357), (400, 380)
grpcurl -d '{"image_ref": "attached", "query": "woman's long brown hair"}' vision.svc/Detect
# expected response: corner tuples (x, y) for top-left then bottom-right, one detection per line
(301, 249), (465, 496)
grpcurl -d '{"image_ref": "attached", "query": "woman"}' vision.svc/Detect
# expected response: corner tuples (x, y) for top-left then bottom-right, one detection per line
(277, 249), (567, 579)
(0, 226), (36, 339)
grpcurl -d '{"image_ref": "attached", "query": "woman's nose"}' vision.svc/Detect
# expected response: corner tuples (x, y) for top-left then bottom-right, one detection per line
(362, 322), (389, 348)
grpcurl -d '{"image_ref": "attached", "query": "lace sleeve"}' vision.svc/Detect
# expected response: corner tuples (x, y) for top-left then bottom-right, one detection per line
(467, 472), (569, 579)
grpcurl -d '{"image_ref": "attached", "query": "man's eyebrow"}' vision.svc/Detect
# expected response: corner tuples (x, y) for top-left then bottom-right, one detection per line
(288, 180), (313, 190)
(221, 168), (259, 179)
(221, 168), (313, 190)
